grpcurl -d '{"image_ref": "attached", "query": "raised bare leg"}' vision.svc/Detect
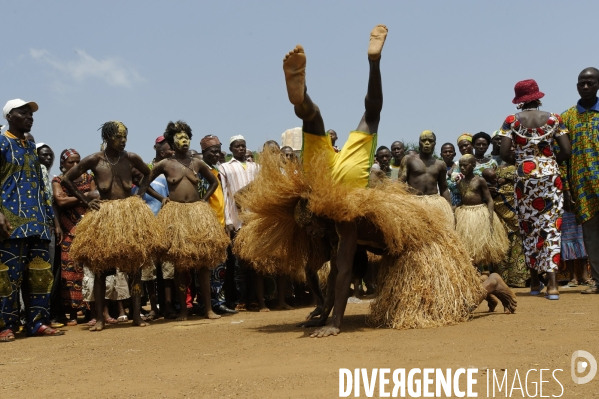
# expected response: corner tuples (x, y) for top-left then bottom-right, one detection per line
(283, 45), (325, 135)
(356, 25), (387, 134)
(481, 273), (517, 314)
(90, 274), (107, 331)
(198, 268), (220, 319)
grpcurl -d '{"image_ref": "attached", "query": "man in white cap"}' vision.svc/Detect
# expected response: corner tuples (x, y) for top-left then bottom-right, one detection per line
(0, 99), (64, 341)
(218, 135), (266, 311)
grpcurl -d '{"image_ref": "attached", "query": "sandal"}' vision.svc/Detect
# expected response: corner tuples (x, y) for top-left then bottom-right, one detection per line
(66, 319), (78, 327)
(0, 329), (15, 342)
(530, 282), (545, 296)
(234, 303), (247, 312)
(50, 321), (65, 328)
(117, 315), (128, 323)
(30, 325), (65, 337)
(105, 317), (118, 325)
(567, 279), (579, 287)
(144, 311), (156, 321)
(86, 319), (97, 327)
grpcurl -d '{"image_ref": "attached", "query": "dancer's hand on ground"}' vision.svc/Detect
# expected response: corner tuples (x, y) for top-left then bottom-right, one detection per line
(161, 197), (170, 206)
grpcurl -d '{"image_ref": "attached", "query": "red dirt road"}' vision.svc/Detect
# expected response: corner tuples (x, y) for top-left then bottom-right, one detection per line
(1, 286), (598, 398)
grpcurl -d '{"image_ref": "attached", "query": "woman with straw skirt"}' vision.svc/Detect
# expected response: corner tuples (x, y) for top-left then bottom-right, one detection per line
(62, 121), (164, 331)
(455, 154), (509, 268)
(236, 26), (516, 338)
(148, 121), (230, 321)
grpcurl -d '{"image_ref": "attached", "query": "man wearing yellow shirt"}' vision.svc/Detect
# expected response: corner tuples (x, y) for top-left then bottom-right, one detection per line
(200, 135), (237, 315)
(282, 24), (386, 337)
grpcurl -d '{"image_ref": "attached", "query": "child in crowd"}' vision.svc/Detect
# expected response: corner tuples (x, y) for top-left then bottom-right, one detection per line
(455, 155), (508, 268)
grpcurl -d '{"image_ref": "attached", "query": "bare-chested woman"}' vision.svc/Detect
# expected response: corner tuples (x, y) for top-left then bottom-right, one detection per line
(62, 121), (152, 331)
(149, 121), (224, 321)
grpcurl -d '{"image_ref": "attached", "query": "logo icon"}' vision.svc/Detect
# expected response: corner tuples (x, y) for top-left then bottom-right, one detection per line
(571, 350), (597, 384)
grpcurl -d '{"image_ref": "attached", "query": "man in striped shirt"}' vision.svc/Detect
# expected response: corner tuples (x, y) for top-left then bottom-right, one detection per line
(219, 135), (263, 311)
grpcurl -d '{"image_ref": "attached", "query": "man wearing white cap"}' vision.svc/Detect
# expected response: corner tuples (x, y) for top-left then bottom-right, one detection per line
(0, 99), (64, 341)
(218, 135), (264, 311)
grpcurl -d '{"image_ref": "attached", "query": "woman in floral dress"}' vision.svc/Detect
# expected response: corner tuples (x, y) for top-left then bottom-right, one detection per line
(498, 79), (571, 300)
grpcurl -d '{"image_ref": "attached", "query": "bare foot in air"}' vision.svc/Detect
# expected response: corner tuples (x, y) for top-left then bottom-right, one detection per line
(368, 24), (388, 60)
(483, 273), (517, 314)
(283, 45), (306, 105)
(310, 324), (340, 338)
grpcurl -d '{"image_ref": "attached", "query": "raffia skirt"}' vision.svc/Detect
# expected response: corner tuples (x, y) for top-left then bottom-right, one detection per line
(157, 201), (229, 270)
(413, 194), (455, 230)
(455, 204), (509, 265)
(71, 197), (166, 274)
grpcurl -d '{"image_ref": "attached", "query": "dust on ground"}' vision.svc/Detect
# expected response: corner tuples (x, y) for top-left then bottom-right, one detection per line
(1, 286), (597, 398)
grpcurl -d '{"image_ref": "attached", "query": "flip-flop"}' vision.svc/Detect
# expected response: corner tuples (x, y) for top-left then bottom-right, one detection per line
(30, 325), (65, 337)
(86, 319), (97, 327)
(117, 315), (128, 323)
(530, 282), (545, 296)
(545, 294), (560, 300)
(567, 280), (578, 287)
(105, 317), (118, 325)
(143, 311), (156, 321)
(66, 320), (78, 327)
(0, 329), (15, 342)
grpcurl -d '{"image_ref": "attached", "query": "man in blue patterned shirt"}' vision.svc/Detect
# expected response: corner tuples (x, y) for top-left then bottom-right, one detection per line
(0, 99), (63, 341)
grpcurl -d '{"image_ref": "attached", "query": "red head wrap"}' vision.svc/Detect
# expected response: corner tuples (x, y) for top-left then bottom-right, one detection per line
(200, 135), (221, 151)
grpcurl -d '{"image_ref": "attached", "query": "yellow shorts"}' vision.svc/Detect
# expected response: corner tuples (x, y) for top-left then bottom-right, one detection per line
(302, 130), (376, 188)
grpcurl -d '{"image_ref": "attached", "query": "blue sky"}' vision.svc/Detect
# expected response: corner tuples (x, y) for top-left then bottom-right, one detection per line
(2, 1), (593, 175)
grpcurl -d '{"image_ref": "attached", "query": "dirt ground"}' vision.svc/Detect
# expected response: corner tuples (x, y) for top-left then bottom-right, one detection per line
(1, 285), (598, 398)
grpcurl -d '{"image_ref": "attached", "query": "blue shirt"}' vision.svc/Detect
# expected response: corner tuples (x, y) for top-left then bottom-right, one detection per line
(0, 134), (54, 240)
(131, 175), (169, 216)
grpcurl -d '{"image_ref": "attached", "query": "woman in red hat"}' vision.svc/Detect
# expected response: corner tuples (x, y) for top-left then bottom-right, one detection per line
(497, 79), (572, 300)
